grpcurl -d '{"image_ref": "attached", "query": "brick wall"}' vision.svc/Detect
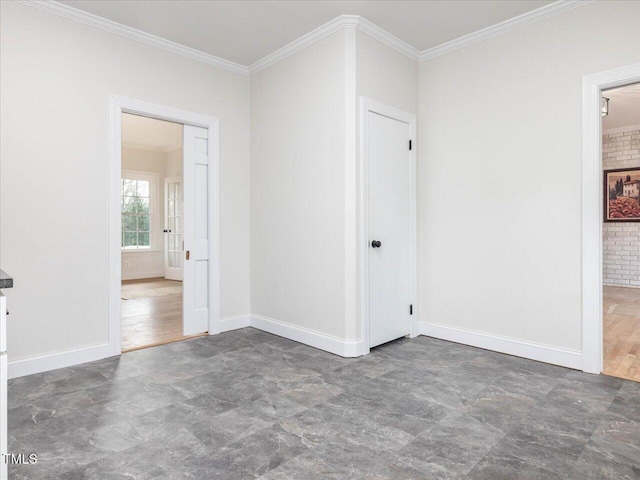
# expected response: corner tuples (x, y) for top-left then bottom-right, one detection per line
(603, 127), (640, 287)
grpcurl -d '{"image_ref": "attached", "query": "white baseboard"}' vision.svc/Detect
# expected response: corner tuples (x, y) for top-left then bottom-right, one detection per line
(250, 314), (365, 357)
(7, 314), (367, 379)
(418, 322), (582, 370)
(217, 314), (252, 333)
(13, 319), (582, 379)
(8, 343), (110, 379)
(121, 271), (165, 281)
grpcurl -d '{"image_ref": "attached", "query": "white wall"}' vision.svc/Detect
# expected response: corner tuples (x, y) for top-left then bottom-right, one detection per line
(356, 31), (419, 116)
(250, 29), (418, 347)
(3, 0), (638, 370)
(165, 148), (183, 178)
(418, 1), (640, 353)
(0, 1), (250, 362)
(121, 147), (168, 280)
(250, 31), (347, 339)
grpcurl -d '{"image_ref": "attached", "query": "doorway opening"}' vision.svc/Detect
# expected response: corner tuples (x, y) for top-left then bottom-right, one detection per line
(109, 96), (220, 357)
(120, 113), (196, 352)
(602, 82), (640, 382)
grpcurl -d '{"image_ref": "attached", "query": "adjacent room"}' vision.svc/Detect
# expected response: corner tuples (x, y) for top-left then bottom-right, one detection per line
(602, 82), (640, 382)
(120, 113), (187, 352)
(0, 1), (639, 479)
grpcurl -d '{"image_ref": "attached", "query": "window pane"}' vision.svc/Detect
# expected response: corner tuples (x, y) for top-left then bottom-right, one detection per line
(169, 183), (175, 199)
(138, 214), (150, 232)
(124, 232), (137, 247)
(122, 197), (137, 213)
(168, 217), (175, 231)
(122, 214), (137, 232)
(122, 179), (136, 197)
(174, 217), (180, 233)
(137, 180), (150, 198)
(136, 198), (150, 214)
(168, 199), (175, 216)
(138, 232), (150, 247)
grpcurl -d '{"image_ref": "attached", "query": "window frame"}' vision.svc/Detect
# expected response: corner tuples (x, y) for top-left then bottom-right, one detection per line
(121, 169), (161, 253)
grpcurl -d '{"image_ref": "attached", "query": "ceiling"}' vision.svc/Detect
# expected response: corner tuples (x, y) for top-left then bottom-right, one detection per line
(59, 0), (552, 66)
(122, 113), (183, 152)
(603, 83), (640, 130)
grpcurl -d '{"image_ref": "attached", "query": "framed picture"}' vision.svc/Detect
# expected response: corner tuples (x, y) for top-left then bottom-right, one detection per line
(604, 168), (640, 222)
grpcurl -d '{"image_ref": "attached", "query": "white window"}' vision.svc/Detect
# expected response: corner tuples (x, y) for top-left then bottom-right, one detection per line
(121, 171), (159, 251)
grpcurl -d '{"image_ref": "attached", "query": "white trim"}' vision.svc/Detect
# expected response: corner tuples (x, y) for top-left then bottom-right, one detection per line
(7, 315), (366, 378)
(359, 98), (418, 352)
(419, 0), (592, 62)
(602, 124), (640, 135)
(354, 17), (420, 62)
(121, 269), (164, 281)
(581, 63), (640, 374)
(110, 96), (221, 357)
(8, 344), (109, 379)
(250, 315), (365, 357)
(16, 0), (249, 76)
(218, 315), (252, 333)
(16, 1), (591, 77)
(418, 323), (582, 370)
(249, 15), (356, 75)
(249, 15), (419, 75)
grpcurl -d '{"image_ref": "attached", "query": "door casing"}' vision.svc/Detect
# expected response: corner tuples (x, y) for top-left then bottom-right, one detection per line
(358, 97), (418, 355)
(109, 95), (220, 357)
(581, 64), (640, 374)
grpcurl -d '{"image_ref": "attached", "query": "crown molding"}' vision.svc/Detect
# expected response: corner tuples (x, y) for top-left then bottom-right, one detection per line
(15, 0), (250, 76)
(248, 15), (356, 75)
(249, 15), (420, 75)
(355, 16), (420, 62)
(419, 0), (593, 62)
(15, 0), (593, 75)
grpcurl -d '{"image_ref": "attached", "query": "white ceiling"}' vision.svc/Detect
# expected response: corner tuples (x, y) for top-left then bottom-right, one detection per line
(122, 113), (183, 152)
(59, 0), (552, 66)
(603, 83), (640, 130)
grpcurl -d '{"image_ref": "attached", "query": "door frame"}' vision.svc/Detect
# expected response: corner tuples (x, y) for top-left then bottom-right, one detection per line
(581, 63), (640, 374)
(358, 97), (418, 354)
(109, 95), (221, 357)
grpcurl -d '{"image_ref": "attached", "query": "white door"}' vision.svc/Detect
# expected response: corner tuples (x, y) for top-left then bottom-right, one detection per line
(183, 125), (209, 336)
(164, 177), (183, 281)
(368, 111), (412, 348)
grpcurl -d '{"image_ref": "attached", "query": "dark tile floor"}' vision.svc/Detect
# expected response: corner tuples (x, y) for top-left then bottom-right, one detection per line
(7, 328), (640, 479)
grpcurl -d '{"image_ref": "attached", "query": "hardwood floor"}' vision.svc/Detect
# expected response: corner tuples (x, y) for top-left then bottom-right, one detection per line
(603, 285), (640, 382)
(121, 278), (201, 352)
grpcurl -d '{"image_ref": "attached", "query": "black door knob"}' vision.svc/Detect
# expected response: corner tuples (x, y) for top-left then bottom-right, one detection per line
(371, 240), (381, 248)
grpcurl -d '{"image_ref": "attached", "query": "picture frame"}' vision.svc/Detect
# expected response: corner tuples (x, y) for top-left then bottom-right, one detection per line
(604, 167), (640, 222)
